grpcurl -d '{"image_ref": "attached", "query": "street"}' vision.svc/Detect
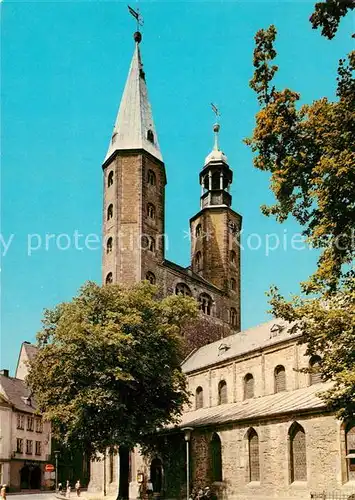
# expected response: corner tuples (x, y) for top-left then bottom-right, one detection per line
(9, 493), (54, 500)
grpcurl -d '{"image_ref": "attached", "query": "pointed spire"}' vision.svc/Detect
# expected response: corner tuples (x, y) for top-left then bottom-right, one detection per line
(104, 33), (163, 163)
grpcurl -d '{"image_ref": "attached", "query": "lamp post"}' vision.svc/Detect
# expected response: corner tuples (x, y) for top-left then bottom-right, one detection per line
(182, 427), (193, 500)
(54, 450), (60, 492)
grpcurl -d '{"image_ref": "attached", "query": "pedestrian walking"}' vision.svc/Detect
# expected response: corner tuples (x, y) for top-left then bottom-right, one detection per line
(58, 483), (63, 494)
(0, 484), (7, 500)
(66, 485), (71, 498)
(75, 480), (81, 497)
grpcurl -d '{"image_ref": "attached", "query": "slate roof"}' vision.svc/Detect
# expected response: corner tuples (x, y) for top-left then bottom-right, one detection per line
(170, 383), (331, 430)
(0, 375), (36, 414)
(182, 319), (299, 374)
(104, 39), (162, 163)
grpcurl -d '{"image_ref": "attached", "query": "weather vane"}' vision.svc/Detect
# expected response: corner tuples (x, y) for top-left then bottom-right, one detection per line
(211, 103), (221, 122)
(128, 5), (144, 32)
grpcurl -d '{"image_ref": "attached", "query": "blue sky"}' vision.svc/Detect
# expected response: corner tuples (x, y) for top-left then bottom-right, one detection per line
(1, 1), (352, 374)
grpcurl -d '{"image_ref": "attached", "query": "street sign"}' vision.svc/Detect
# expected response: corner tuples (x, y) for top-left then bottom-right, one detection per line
(45, 464), (55, 472)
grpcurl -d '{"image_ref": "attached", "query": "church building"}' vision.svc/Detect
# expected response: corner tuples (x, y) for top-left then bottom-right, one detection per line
(89, 31), (355, 500)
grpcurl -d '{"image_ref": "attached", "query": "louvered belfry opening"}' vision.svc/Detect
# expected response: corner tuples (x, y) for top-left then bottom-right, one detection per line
(210, 433), (223, 482)
(218, 380), (227, 405)
(244, 374), (254, 400)
(196, 386), (204, 409)
(309, 355), (322, 385)
(289, 423), (307, 482)
(248, 428), (260, 482)
(275, 365), (286, 393)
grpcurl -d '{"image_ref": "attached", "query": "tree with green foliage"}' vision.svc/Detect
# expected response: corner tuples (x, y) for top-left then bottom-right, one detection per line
(310, 0), (355, 39)
(246, 26), (354, 294)
(27, 281), (197, 456)
(246, 17), (355, 419)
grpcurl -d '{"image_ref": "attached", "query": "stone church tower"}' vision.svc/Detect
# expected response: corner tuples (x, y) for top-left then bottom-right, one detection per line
(102, 31), (166, 287)
(101, 30), (242, 342)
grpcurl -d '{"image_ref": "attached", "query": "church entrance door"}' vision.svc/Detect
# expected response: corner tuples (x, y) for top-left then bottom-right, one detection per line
(118, 446), (129, 500)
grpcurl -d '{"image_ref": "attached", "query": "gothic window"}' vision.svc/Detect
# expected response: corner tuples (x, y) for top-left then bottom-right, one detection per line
(244, 373), (254, 400)
(147, 129), (154, 143)
(196, 387), (203, 409)
(230, 250), (236, 265)
(147, 170), (156, 186)
(196, 224), (202, 237)
(230, 308), (238, 328)
(199, 293), (212, 315)
(147, 203), (156, 220)
(230, 277), (237, 291)
(109, 452), (114, 483)
(309, 355), (322, 385)
(146, 272), (156, 285)
(106, 237), (113, 254)
(210, 433), (222, 482)
(275, 365), (286, 393)
(195, 251), (202, 270)
(105, 272), (113, 285)
(108, 171), (114, 187)
(149, 237), (156, 253)
(248, 429), (260, 482)
(107, 204), (113, 221)
(289, 423), (307, 482)
(346, 423), (355, 481)
(218, 380), (227, 405)
(175, 283), (192, 296)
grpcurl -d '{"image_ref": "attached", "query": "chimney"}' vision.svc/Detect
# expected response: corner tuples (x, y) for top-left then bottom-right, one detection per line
(0, 369), (9, 377)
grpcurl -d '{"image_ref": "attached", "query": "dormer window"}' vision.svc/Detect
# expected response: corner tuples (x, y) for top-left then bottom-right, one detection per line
(147, 129), (154, 144)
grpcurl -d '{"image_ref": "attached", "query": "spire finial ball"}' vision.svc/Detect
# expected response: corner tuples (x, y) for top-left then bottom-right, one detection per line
(134, 31), (142, 44)
(213, 123), (220, 133)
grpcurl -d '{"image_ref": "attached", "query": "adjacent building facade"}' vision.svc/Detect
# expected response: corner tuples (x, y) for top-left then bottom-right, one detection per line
(85, 29), (355, 500)
(0, 365), (52, 491)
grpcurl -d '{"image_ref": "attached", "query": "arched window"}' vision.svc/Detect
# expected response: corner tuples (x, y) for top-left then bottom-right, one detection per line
(195, 251), (202, 270)
(230, 250), (236, 265)
(230, 277), (237, 291)
(175, 283), (192, 296)
(146, 272), (156, 285)
(210, 433), (222, 482)
(106, 237), (113, 254)
(346, 423), (355, 481)
(147, 129), (154, 143)
(107, 204), (113, 221)
(109, 452), (114, 483)
(147, 170), (156, 186)
(244, 373), (254, 400)
(289, 423), (307, 482)
(196, 224), (202, 237)
(230, 307), (238, 328)
(248, 429), (260, 482)
(309, 355), (322, 385)
(218, 380), (227, 405)
(274, 365), (286, 393)
(147, 203), (156, 220)
(149, 237), (156, 253)
(199, 293), (212, 316)
(108, 171), (114, 187)
(196, 387), (203, 409)
(105, 272), (113, 285)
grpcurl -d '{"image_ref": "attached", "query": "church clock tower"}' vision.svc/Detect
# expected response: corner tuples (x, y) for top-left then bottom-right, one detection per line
(102, 32), (166, 286)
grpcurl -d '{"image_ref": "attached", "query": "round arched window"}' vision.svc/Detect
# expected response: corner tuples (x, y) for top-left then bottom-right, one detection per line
(175, 283), (192, 296)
